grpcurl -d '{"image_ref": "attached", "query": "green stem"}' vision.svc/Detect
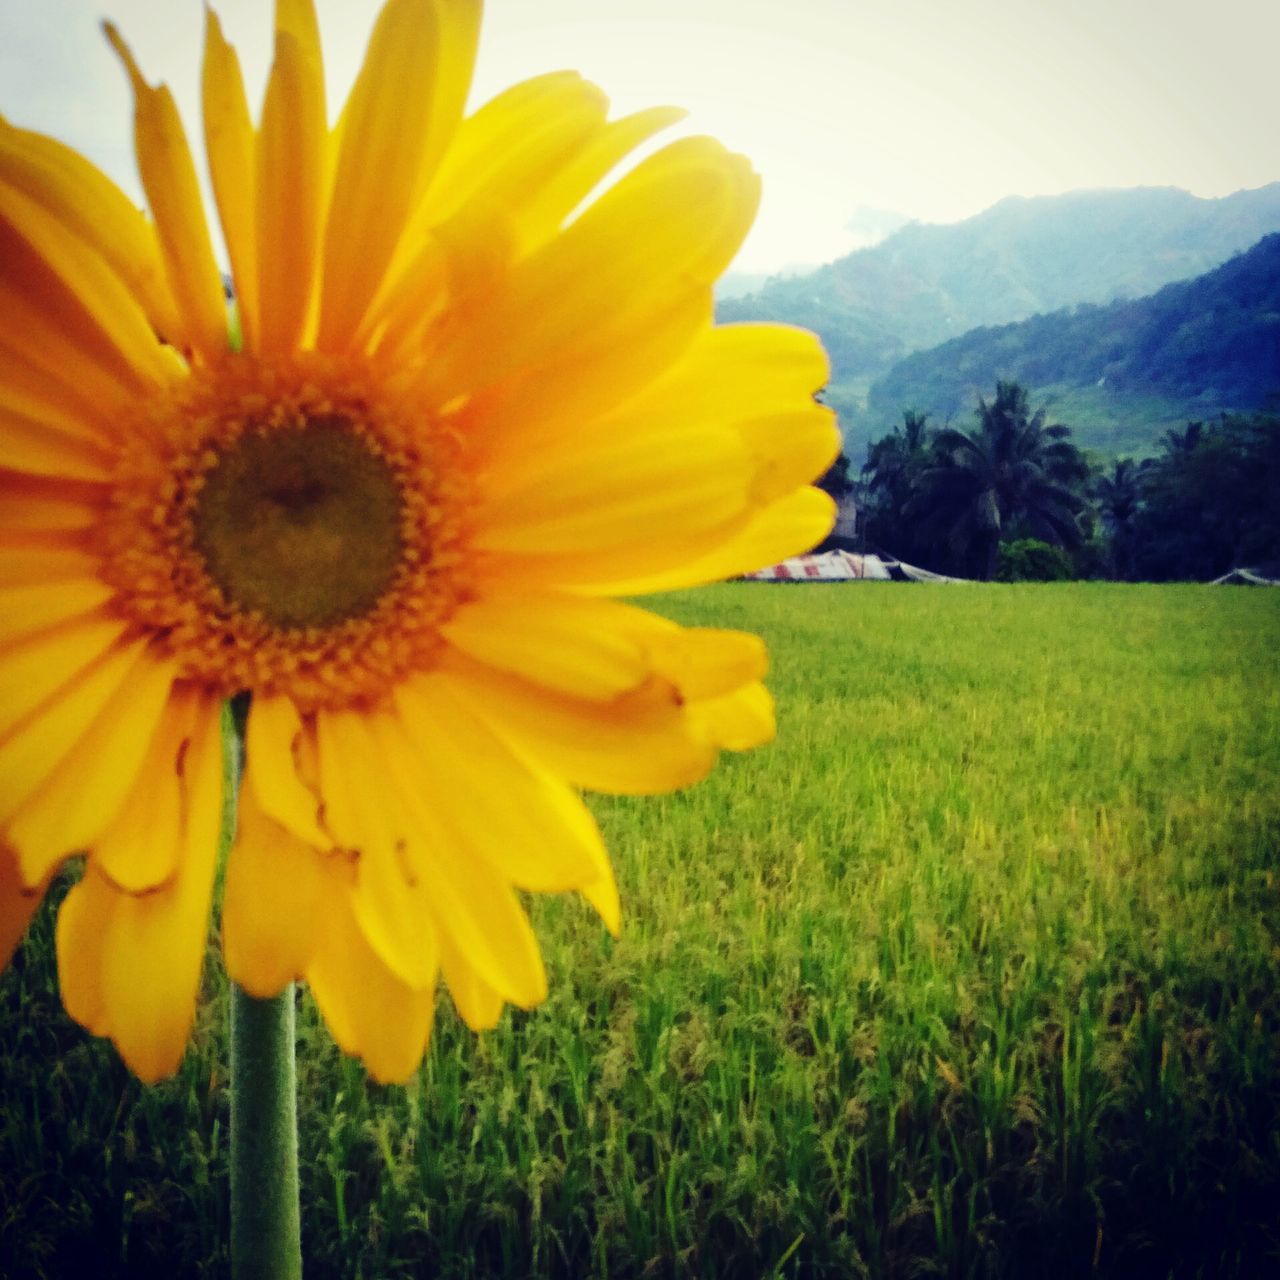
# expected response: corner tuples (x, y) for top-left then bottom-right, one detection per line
(223, 695), (302, 1279)
(230, 983), (302, 1280)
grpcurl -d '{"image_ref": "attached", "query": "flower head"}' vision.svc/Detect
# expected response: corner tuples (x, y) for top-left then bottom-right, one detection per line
(0, 0), (837, 1081)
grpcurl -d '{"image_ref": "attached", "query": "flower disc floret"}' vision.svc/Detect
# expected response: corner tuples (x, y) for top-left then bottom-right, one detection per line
(101, 355), (470, 710)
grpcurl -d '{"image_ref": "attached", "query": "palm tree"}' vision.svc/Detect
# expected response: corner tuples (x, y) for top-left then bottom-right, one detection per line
(863, 409), (932, 495)
(816, 451), (854, 501)
(1092, 457), (1148, 580)
(861, 410), (934, 557)
(1160, 421), (1204, 457)
(909, 382), (1089, 579)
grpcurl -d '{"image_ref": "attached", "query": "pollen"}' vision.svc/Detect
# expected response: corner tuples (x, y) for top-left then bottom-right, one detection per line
(100, 355), (470, 710)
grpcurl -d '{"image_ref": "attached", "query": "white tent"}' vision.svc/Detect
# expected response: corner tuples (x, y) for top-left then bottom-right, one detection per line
(1210, 567), (1280, 585)
(891, 559), (970, 584)
(743, 551), (891, 581)
(743, 550), (970, 583)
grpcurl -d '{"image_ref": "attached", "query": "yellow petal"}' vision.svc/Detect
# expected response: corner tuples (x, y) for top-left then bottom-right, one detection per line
(0, 476), (102, 529)
(0, 578), (114, 647)
(0, 613), (127, 742)
(0, 840), (43, 971)
(587, 486), (837, 596)
(418, 146), (773, 470)
(313, 707), (438, 988)
(579, 872), (621, 940)
(201, 7), (258, 350)
(0, 188), (174, 405)
(364, 200), (518, 362)
(222, 783), (331, 998)
(441, 596), (652, 700)
(471, 513), (752, 597)
(434, 607), (767, 805)
(414, 71), (607, 243)
(472, 424), (751, 556)
(56, 693), (222, 1081)
(0, 541), (102, 587)
(245, 694), (328, 848)
(441, 596), (767, 709)
(428, 660), (716, 796)
(54, 867), (108, 1033)
(318, 0), (476, 351)
(0, 342), (119, 444)
(512, 134), (757, 345)
(570, 327), (838, 508)
(354, 229), (449, 356)
(423, 298), (712, 474)
(516, 103), (688, 250)
(412, 0), (481, 181)
(607, 322), (830, 430)
(645, 626), (769, 701)
(275, 0), (323, 55)
(481, 322), (833, 502)
(92, 683), (202, 893)
(438, 934), (503, 1031)
(0, 503), (97, 534)
(379, 682), (617, 913)
(104, 24), (227, 360)
(0, 118), (179, 343)
(305, 868), (438, 1083)
(0, 411), (113, 481)
(366, 73), (625, 357)
(6, 649), (174, 886)
(689, 681), (776, 752)
(256, 9), (327, 354)
(431, 137), (757, 401)
(738, 407), (841, 505)
(324, 704), (550, 1006)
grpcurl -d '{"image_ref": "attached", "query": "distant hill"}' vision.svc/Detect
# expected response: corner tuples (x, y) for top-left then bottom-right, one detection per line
(716, 265), (814, 300)
(866, 234), (1280, 456)
(718, 206), (914, 302)
(715, 270), (773, 300)
(718, 184), (1280, 387)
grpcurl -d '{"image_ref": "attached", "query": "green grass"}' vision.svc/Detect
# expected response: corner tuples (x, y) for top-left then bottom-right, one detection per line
(3, 584), (1279, 1278)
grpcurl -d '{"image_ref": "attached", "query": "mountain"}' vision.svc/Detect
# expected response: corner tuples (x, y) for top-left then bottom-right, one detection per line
(715, 270), (773, 300)
(718, 184), (1280, 387)
(716, 265), (811, 300)
(718, 207), (914, 301)
(866, 233), (1280, 456)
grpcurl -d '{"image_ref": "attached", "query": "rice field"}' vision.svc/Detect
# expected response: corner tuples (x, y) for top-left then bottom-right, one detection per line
(2, 582), (1278, 1278)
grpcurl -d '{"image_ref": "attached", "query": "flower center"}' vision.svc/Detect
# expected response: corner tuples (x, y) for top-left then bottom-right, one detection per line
(192, 418), (404, 628)
(101, 355), (470, 710)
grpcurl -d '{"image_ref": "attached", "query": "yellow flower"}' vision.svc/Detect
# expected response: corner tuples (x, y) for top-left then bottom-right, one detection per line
(0, 0), (837, 1083)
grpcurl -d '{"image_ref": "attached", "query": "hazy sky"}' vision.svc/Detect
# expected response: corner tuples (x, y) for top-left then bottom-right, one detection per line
(2, 0), (1277, 272)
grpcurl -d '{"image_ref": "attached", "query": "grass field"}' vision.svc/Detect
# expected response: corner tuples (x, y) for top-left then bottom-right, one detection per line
(2, 583), (1278, 1278)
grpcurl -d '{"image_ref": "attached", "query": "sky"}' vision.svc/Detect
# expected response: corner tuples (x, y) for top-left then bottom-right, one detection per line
(1, 0), (1277, 273)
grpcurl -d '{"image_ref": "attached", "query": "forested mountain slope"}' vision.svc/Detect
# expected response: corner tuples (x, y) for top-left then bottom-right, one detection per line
(866, 233), (1280, 453)
(719, 184), (1280, 385)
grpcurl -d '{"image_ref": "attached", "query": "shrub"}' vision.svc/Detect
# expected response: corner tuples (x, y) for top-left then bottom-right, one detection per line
(997, 537), (1075, 581)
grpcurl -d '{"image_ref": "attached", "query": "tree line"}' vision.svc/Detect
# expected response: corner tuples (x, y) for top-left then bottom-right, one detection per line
(817, 381), (1280, 581)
